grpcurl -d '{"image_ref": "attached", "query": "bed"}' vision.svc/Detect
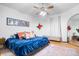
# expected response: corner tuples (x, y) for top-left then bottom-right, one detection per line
(5, 36), (49, 56)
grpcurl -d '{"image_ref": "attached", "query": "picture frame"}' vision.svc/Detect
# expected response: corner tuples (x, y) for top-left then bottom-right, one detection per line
(6, 17), (29, 27)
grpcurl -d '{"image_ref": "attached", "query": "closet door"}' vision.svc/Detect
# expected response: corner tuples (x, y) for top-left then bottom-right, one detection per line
(49, 16), (61, 41)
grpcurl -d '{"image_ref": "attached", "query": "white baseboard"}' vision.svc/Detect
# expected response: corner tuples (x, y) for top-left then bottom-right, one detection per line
(48, 36), (61, 41)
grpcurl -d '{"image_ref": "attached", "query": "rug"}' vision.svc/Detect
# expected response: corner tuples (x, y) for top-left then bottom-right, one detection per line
(34, 45), (79, 56)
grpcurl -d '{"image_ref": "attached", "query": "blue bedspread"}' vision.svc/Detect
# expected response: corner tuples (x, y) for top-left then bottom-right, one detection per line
(5, 36), (48, 56)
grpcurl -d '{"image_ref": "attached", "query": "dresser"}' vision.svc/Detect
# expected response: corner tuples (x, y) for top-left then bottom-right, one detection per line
(0, 38), (5, 49)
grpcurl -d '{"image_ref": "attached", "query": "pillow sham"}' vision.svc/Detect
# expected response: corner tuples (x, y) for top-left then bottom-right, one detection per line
(18, 32), (25, 39)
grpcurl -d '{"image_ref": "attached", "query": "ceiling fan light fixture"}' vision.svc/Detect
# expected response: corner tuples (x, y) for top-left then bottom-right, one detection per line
(39, 11), (47, 16)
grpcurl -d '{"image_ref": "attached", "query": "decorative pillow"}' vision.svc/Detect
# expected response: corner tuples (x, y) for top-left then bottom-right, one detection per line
(10, 35), (16, 38)
(18, 32), (25, 39)
(25, 32), (30, 39)
(30, 31), (36, 38)
(14, 34), (19, 39)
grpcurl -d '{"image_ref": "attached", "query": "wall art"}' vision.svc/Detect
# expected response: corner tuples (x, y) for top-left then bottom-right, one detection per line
(6, 17), (29, 27)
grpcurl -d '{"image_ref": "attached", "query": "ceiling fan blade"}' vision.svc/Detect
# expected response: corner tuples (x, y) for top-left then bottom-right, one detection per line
(47, 5), (54, 9)
(33, 6), (39, 9)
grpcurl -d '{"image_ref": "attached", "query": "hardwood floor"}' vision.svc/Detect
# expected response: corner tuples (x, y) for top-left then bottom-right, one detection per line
(69, 39), (79, 47)
(0, 48), (15, 56)
(50, 41), (79, 53)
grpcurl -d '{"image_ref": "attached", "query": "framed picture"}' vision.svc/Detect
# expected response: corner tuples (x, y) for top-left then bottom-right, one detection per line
(6, 17), (29, 27)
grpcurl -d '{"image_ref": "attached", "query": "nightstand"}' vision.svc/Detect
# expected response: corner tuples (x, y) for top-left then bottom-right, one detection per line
(0, 38), (5, 49)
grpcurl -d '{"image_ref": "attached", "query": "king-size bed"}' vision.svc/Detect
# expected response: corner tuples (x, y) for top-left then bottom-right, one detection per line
(5, 36), (49, 56)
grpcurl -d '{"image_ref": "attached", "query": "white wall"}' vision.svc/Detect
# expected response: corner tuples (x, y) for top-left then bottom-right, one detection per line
(0, 5), (50, 39)
(30, 16), (50, 37)
(60, 5), (79, 42)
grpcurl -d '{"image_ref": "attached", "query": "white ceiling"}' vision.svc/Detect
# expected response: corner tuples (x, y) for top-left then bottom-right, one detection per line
(0, 3), (79, 16)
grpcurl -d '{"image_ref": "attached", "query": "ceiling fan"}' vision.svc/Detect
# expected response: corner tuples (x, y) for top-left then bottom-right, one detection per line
(33, 3), (54, 16)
